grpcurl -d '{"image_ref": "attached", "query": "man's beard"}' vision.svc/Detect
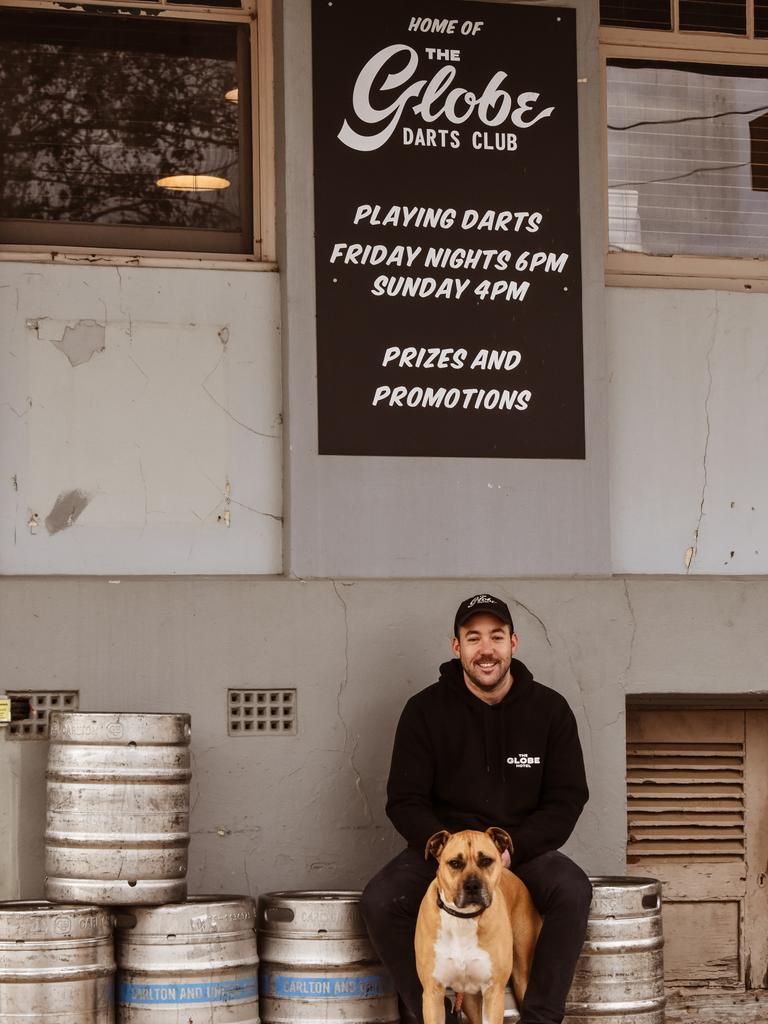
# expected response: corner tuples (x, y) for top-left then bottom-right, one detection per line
(462, 656), (512, 691)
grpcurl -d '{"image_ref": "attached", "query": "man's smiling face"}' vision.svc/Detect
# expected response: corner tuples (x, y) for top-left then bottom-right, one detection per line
(451, 612), (518, 703)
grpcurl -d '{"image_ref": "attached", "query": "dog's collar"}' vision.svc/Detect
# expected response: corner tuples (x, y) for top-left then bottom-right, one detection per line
(436, 893), (486, 919)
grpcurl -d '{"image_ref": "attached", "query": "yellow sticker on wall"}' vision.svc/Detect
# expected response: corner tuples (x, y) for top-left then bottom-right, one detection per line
(0, 698), (11, 724)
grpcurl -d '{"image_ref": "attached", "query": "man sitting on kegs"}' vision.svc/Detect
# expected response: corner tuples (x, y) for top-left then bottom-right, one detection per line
(361, 594), (592, 1024)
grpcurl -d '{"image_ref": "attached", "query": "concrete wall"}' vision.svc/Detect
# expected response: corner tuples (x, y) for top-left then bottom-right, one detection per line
(2, 576), (767, 902)
(608, 288), (768, 575)
(0, 264), (282, 574)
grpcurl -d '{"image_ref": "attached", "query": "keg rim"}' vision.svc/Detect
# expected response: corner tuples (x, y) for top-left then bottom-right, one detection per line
(185, 894), (257, 903)
(260, 890), (363, 902)
(48, 711), (192, 720)
(0, 900), (108, 914)
(588, 876), (662, 888)
(119, 894), (254, 903)
(114, 896), (256, 929)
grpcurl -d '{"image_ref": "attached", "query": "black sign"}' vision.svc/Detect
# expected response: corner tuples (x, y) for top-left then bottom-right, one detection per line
(312, 0), (584, 458)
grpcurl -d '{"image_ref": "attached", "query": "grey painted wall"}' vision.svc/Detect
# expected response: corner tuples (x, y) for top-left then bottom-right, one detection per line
(608, 288), (768, 574)
(3, 575), (767, 902)
(0, 264), (282, 574)
(279, 0), (612, 578)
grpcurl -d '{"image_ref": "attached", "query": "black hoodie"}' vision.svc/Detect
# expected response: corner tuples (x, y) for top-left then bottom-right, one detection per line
(385, 657), (589, 866)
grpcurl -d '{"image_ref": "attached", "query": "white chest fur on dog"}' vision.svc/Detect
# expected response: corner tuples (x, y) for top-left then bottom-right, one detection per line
(431, 901), (493, 994)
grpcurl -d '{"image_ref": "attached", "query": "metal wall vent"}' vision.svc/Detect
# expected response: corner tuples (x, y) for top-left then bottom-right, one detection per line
(6, 691), (80, 740)
(228, 689), (297, 736)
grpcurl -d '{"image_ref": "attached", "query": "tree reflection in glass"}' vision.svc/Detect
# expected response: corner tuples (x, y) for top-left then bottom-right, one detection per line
(0, 10), (247, 233)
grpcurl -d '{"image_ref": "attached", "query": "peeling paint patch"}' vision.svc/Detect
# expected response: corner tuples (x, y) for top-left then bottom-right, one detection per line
(217, 478), (232, 527)
(48, 320), (106, 366)
(45, 489), (91, 534)
(684, 546), (694, 569)
(218, 326), (230, 345)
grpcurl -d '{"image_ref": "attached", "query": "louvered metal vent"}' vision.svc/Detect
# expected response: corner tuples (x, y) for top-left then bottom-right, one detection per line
(627, 741), (745, 861)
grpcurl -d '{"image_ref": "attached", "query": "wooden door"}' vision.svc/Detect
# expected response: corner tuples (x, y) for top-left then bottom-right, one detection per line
(626, 709), (768, 992)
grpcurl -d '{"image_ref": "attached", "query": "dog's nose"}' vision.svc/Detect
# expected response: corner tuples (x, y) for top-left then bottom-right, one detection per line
(464, 874), (482, 892)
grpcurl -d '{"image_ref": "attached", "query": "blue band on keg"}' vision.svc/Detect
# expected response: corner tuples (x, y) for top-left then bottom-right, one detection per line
(118, 976), (258, 1005)
(261, 972), (396, 999)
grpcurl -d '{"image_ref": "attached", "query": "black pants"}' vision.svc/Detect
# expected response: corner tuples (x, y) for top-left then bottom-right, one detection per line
(360, 847), (592, 1024)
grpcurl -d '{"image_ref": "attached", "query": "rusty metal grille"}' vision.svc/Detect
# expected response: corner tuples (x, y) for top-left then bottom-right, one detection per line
(627, 740), (746, 861)
(228, 688), (297, 736)
(5, 690), (79, 740)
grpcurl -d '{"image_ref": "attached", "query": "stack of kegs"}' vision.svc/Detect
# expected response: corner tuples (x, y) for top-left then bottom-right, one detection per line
(0, 711), (260, 1023)
(1, 712), (663, 1024)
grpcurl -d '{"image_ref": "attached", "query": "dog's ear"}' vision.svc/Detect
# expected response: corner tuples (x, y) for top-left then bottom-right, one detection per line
(424, 830), (451, 861)
(485, 827), (513, 856)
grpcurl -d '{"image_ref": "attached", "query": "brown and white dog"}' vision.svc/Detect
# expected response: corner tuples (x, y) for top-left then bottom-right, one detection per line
(415, 828), (542, 1024)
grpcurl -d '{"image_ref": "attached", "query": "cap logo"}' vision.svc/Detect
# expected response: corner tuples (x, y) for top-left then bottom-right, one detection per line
(468, 594), (496, 608)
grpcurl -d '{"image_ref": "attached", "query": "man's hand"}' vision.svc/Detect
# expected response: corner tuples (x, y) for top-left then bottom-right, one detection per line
(501, 848), (511, 868)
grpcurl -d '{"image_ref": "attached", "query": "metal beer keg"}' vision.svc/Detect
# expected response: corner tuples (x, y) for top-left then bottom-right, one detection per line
(0, 901), (115, 1023)
(564, 877), (665, 1024)
(258, 891), (398, 1024)
(45, 712), (191, 905)
(115, 897), (259, 1022)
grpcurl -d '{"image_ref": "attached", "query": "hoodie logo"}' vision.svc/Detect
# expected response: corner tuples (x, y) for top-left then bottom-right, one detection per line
(507, 754), (541, 768)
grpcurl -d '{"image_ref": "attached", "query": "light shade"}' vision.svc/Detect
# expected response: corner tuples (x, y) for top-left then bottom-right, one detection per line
(225, 88), (239, 103)
(156, 175), (230, 192)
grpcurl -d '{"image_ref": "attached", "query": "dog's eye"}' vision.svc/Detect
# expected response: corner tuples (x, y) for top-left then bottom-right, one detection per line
(447, 858), (464, 870)
(477, 855), (494, 868)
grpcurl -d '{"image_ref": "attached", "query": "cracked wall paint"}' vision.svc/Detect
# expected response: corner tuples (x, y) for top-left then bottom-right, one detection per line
(45, 489), (91, 534)
(332, 580), (374, 827)
(608, 289), (768, 573)
(1, 265), (281, 574)
(44, 320), (106, 367)
(686, 296), (719, 574)
(19, 318), (280, 536)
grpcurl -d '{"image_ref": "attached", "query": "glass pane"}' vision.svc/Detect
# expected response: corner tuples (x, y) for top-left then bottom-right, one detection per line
(756, 0), (768, 35)
(600, 0), (672, 30)
(679, 0), (746, 34)
(607, 60), (768, 258)
(0, 10), (250, 247)
(168, 0), (242, 6)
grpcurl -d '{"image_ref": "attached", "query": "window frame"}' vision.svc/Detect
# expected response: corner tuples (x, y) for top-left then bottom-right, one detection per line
(601, 23), (768, 290)
(0, 0), (276, 269)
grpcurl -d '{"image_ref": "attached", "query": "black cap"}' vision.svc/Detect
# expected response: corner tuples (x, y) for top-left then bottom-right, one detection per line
(454, 594), (514, 636)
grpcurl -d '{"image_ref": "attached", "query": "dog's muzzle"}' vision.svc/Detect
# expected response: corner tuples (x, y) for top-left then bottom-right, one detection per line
(456, 873), (491, 909)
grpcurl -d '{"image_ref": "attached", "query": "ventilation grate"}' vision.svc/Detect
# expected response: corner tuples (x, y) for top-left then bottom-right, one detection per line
(228, 689), (297, 736)
(627, 741), (745, 861)
(5, 690), (79, 740)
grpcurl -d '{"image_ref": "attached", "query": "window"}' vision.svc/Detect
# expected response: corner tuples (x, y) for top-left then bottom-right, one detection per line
(600, 0), (768, 285)
(608, 59), (768, 259)
(0, 0), (272, 260)
(601, 0), (768, 36)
